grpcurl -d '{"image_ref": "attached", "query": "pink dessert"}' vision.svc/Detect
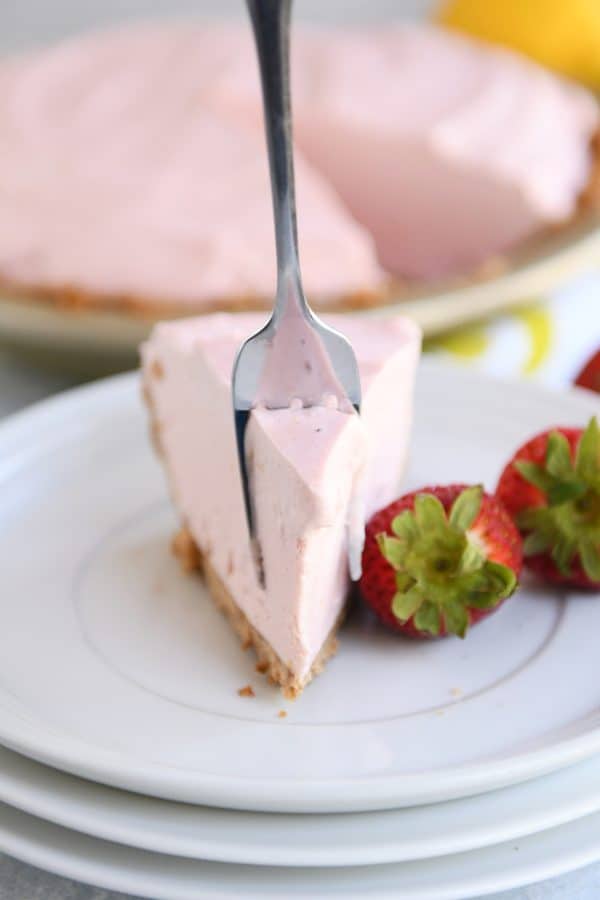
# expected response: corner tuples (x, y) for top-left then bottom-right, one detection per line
(142, 313), (421, 695)
(0, 24), (381, 310)
(219, 24), (599, 279)
(0, 21), (597, 312)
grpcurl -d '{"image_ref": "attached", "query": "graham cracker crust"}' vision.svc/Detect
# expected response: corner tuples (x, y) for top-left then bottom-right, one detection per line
(172, 526), (341, 699)
(0, 276), (387, 319)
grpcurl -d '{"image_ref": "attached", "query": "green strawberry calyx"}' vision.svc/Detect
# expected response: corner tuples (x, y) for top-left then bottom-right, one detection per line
(376, 486), (517, 638)
(515, 416), (600, 581)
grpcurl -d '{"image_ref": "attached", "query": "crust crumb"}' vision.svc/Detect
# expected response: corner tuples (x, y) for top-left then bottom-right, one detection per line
(277, 710), (287, 719)
(151, 359), (165, 379)
(238, 684), (255, 698)
(255, 660), (269, 674)
(475, 255), (507, 279)
(282, 685), (300, 700)
(171, 528), (202, 573)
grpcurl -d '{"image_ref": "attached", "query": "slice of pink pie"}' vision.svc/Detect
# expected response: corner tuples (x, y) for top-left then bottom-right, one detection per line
(142, 313), (420, 696)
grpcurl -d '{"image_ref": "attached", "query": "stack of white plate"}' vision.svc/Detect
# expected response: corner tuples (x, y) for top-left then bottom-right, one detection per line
(1, 359), (599, 899)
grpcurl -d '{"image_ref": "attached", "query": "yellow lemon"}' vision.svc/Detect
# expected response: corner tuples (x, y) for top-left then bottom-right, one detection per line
(436, 0), (600, 89)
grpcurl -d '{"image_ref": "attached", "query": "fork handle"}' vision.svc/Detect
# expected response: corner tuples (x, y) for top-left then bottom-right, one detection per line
(246, 0), (306, 316)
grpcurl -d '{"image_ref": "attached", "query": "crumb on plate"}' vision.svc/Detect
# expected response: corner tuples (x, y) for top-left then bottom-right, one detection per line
(238, 684), (255, 698)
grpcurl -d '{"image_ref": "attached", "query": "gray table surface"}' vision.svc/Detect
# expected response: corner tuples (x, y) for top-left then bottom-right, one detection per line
(1, 351), (600, 900)
(0, 850), (600, 900)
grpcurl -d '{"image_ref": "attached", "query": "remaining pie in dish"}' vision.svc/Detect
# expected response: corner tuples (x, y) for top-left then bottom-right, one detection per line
(0, 23), (382, 316)
(219, 23), (600, 280)
(142, 313), (421, 696)
(0, 22), (597, 317)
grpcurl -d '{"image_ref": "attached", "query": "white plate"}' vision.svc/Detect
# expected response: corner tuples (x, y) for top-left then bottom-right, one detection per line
(1, 212), (599, 374)
(0, 363), (599, 813)
(2, 800), (600, 900)
(3, 743), (600, 867)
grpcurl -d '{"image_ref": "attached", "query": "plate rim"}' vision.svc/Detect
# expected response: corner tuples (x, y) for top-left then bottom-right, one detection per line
(0, 364), (599, 813)
(1, 799), (600, 899)
(2, 742), (600, 867)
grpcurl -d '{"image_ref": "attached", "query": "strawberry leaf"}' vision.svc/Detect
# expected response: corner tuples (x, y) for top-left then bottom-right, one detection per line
(485, 561), (518, 598)
(460, 539), (485, 574)
(547, 479), (587, 506)
(395, 571), (415, 593)
(523, 531), (551, 556)
(515, 460), (555, 493)
(414, 493), (447, 532)
(580, 541), (600, 581)
(460, 541), (485, 575)
(546, 431), (574, 479)
(413, 601), (441, 636)
(517, 507), (547, 531)
(377, 534), (407, 570)
(391, 510), (419, 541)
(463, 561), (516, 608)
(575, 417), (600, 486)
(449, 485), (483, 532)
(552, 535), (576, 574)
(444, 601), (469, 638)
(392, 586), (423, 623)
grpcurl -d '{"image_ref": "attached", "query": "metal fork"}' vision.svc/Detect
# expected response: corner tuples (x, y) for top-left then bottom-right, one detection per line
(232, 0), (362, 586)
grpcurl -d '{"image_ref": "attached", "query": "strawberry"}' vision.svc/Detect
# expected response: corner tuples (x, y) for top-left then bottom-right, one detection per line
(496, 417), (600, 588)
(359, 484), (522, 638)
(575, 350), (600, 394)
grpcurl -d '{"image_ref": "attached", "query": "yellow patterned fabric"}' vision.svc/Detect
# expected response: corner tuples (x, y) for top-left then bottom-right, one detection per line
(425, 273), (600, 388)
